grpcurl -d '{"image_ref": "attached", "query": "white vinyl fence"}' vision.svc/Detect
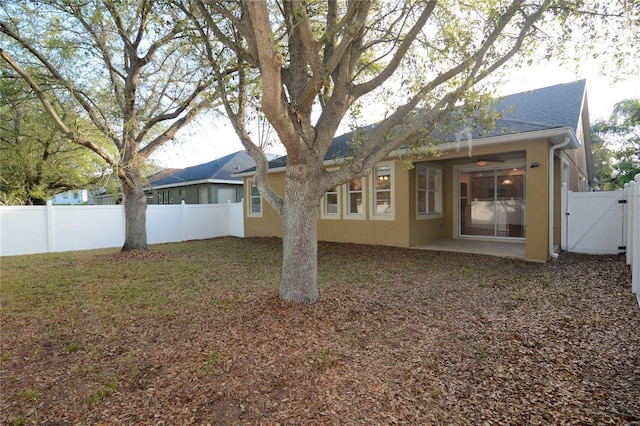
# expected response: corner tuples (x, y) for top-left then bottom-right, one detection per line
(563, 190), (626, 255)
(0, 201), (244, 256)
(625, 175), (640, 303)
(563, 174), (640, 304)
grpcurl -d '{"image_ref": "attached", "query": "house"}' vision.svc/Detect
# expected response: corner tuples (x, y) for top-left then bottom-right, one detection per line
(89, 168), (183, 205)
(236, 80), (593, 262)
(49, 189), (93, 205)
(146, 150), (255, 205)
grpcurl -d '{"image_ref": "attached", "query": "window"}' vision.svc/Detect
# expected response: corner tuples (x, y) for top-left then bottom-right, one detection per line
(417, 165), (442, 218)
(321, 185), (340, 219)
(371, 163), (394, 220)
(218, 187), (235, 204)
(248, 182), (262, 216)
(160, 190), (171, 204)
(459, 166), (525, 238)
(345, 177), (365, 219)
(198, 187), (209, 204)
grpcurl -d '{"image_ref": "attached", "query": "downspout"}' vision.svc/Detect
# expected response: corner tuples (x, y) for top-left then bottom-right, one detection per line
(548, 136), (570, 259)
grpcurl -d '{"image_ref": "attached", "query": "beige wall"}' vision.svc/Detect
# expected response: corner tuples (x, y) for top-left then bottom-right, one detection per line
(525, 141), (551, 261)
(243, 173), (285, 238)
(244, 160), (413, 247)
(565, 151), (589, 191)
(243, 135), (590, 262)
(408, 165), (445, 246)
(318, 160), (411, 247)
(563, 107), (592, 191)
(408, 139), (551, 261)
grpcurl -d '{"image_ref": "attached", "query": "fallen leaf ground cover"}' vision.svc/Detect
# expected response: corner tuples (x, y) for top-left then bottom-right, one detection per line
(1, 237), (639, 425)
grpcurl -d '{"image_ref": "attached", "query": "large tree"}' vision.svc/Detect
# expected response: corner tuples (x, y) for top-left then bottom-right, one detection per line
(589, 130), (616, 191)
(190, 0), (637, 304)
(0, 76), (109, 205)
(593, 99), (640, 189)
(0, 0), (218, 249)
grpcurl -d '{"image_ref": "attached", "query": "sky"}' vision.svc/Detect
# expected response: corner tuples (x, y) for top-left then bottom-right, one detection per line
(151, 61), (639, 169)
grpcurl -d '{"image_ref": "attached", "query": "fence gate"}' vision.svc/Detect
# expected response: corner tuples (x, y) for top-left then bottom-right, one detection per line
(562, 189), (626, 255)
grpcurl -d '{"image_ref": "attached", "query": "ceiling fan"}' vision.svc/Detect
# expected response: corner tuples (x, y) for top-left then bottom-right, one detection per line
(470, 156), (505, 166)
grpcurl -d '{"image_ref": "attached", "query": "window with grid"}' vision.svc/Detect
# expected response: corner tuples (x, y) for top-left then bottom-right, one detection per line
(373, 164), (393, 217)
(417, 165), (442, 216)
(347, 178), (364, 216)
(321, 185), (339, 218)
(248, 182), (262, 216)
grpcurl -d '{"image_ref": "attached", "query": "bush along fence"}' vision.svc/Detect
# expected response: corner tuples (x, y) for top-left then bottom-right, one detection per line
(625, 175), (640, 304)
(0, 201), (244, 256)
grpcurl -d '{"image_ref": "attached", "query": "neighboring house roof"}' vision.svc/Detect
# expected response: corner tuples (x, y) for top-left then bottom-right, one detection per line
(150, 150), (256, 189)
(236, 79), (587, 175)
(147, 168), (184, 184)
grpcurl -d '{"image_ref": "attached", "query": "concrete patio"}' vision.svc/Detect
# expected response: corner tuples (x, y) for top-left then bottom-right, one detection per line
(414, 238), (527, 260)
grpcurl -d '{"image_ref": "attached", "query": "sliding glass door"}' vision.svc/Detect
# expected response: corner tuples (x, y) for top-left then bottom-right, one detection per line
(459, 167), (525, 238)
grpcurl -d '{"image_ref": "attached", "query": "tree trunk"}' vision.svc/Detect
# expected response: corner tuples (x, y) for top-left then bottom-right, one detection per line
(279, 166), (322, 304)
(121, 172), (148, 251)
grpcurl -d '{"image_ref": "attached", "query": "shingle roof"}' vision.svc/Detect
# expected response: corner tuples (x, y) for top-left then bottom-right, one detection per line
(147, 168), (184, 184)
(151, 150), (255, 186)
(489, 79), (585, 137)
(239, 79), (586, 173)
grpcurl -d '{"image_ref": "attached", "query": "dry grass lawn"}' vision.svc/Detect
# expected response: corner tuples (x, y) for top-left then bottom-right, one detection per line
(1, 237), (639, 425)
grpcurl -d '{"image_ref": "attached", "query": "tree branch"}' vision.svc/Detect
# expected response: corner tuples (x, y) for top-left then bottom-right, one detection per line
(245, 0), (300, 161)
(0, 48), (117, 169)
(352, 1), (437, 98)
(217, 65), (284, 214)
(0, 21), (123, 150)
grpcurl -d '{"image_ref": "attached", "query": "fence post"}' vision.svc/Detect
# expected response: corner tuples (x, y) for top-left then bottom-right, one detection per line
(46, 201), (55, 253)
(227, 200), (232, 236)
(181, 200), (187, 242)
(561, 183), (568, 251)
(625, 183), (632, 266)
(621, 188), (627, 254)
(631, 176), (639, 297)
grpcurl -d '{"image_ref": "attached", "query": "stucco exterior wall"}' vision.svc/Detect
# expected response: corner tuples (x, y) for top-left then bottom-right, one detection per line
(243, 173), (286, 238)
(242, 135), (588, 263)
(317, 159), (411, 247)
(525, 141), (551, 261)
(408, 164), (446, 247)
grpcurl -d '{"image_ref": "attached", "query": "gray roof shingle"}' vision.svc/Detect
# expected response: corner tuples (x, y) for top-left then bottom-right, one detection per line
(490, 79), (585, 136)
(152, 150), (255, 186)
(239, 79), (587, 173)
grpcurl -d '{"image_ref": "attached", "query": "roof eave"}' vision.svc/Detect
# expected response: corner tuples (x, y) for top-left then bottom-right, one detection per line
(234, 127), (580, 177)
(146, 178), (243, 190)
(392, 127), (580, 159)
(233, 167), (287, 178)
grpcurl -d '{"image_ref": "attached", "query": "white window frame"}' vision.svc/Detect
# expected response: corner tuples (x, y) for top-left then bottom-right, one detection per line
(247, 181), (262, 217)
(343, 177), (366, 220)
(416, 163), (443, 220)
(320, 185), (341, 219)
(370, 162), (395, 221)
